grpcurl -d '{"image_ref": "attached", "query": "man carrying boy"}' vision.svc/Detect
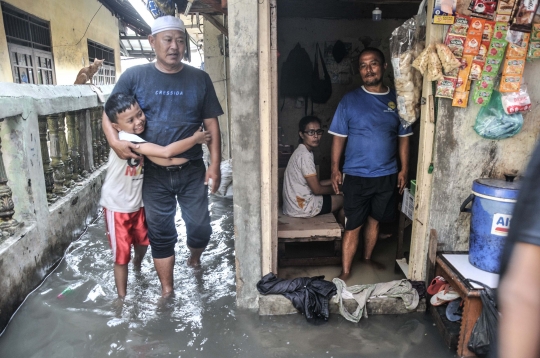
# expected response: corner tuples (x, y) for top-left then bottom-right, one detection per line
(102, 15), (223, 298)
(101, 93), (210, 299)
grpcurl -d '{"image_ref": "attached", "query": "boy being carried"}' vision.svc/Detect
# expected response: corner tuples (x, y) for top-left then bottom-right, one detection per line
(100, 93), (210, 300)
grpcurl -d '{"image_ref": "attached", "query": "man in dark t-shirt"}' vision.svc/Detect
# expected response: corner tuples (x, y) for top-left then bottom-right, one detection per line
(497, 141), (540, 358)
(103, 16), (223, 298)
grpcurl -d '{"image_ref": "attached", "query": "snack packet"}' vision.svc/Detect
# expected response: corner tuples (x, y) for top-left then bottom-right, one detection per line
(499, 75), (522, 92)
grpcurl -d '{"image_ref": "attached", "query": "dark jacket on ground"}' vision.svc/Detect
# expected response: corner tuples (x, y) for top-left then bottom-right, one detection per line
(257, 273), (337, 324)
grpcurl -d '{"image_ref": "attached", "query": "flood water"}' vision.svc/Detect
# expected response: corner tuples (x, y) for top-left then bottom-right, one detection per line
(0, 196), (456, 358)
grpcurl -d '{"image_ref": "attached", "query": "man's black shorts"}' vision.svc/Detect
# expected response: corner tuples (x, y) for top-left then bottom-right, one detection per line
(342, 173), (397, 230)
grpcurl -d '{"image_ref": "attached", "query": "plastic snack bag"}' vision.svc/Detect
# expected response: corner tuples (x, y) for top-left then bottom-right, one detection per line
(501, 84), (532, 114)
(474, 91), (523, 139)
(436, 43), (462, 73)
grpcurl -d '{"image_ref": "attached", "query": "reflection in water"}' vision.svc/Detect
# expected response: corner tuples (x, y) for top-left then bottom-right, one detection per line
(0, 197), (454, 358)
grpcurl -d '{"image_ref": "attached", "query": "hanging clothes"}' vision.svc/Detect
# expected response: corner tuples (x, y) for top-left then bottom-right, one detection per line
(257, 273), (337, 324)
(332, 278), (420, 323)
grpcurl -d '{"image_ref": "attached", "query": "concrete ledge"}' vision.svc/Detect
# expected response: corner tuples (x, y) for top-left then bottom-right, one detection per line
(259, 294), (426, 316)
(0, 167), (106, 331)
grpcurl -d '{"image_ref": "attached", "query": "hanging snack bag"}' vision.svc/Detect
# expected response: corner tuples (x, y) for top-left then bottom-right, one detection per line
(483, 21), (496, 41)
(499, 75), (522, 92)
(474, 40), (491, 62)
(532, 24), (540, 40)
(427, 49), (444, 81)
(507, 34), (530, 58)
(436, 43), (462, 73)
(453, 90), (470, 107)
(501, 84), (531, 113)
(412, 45), (431, 75)
(488, 39), (508, 57)
(528, 41), (540, 59)
(484, 56), (503, 74)
(493, 22), (510, 40)
(502, 58), (526, 75)
(464, 18), (486, 55)
(478, 72), (496, 89)
(436, 77), (458, 98)
(496, 0), (517, 22)
(449, 14), (471, 35)
(445, 34), (467, 57)
(470, 59), (485, 80)
(456, 55), (474, 92)
(473, 86), (493, 105)
(510, 0), (540, 33)
(468, 0), (497, 20)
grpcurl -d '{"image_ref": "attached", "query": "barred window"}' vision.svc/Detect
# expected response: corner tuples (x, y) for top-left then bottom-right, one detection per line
(2, 2), (56, 84)
(87, 40), (116, 85)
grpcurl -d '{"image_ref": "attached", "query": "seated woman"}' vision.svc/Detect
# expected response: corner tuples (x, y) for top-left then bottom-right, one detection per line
(283, 116), (344, 224)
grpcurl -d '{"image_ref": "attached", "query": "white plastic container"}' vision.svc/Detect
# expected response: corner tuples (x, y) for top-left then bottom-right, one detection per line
(372, 7), (382, 21)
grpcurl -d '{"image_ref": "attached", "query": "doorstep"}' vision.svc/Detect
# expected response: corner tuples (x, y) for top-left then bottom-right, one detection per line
(259, 294), (426, 316)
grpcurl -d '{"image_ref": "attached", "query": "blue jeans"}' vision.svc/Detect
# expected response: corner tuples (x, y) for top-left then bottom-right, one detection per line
(142, 158), (211, 258)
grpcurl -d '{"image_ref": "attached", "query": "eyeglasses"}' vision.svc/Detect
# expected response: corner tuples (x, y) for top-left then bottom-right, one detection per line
(303, 129), (324, 136)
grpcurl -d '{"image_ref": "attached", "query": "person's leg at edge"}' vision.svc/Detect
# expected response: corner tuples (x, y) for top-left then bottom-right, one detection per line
(133, 244), (148, 270)
(187, 246), (205, 268)
(153, 255), (175, 297)
(363, 216), (380, 260)
(338, 225), (362, 281)
(330, 194), (345, 227)
(114, 263), (128, 299)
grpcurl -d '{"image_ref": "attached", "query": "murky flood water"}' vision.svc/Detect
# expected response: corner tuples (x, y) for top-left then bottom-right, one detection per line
(0, 197), (455, 358)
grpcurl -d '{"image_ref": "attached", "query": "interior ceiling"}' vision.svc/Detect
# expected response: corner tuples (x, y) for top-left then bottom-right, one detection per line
(276, 0), (422, 19)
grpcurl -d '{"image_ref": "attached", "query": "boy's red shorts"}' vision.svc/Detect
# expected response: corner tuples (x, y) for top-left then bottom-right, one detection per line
(104, 207), (149, 265)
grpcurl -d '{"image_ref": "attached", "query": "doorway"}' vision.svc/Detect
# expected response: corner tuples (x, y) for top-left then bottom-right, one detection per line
(272, 0), (422, 285)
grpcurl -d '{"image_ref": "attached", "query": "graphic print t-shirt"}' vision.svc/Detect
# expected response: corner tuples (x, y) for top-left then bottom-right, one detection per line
(282, 144), (323, 218)
(100, 131), (146, 213)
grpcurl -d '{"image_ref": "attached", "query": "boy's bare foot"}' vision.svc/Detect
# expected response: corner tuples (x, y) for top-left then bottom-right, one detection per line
(112, 297), (125, 317)
(187, 256), (201, 268)
(337, 271), (351, 281)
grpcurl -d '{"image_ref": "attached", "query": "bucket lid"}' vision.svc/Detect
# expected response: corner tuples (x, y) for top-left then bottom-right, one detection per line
(472, 178), (520, 200)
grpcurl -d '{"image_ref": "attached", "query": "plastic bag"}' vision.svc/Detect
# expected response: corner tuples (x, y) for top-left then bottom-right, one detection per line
(501, 84), (531, 114)
(216, 159), (233, 197)
(474, 91), (523, 139)
(467, 280), (498, 357)
(390, 8), (426, 128)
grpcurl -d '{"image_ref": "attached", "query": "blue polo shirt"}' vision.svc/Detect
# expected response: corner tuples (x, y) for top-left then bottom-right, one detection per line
(329, 86), (413, 178)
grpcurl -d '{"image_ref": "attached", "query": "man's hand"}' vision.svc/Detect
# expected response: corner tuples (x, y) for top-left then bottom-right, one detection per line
(205, 163), (221, 194)
(111, 139), (142, 160)
(397, 170), (408, 195)
(331, 170), (342, 195)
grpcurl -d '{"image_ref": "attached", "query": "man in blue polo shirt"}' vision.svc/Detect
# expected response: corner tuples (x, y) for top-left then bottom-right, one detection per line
(329, 47), (412, 280)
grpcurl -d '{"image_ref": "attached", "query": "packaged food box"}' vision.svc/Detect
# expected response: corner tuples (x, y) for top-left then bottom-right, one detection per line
(496, 0), (516, 18)
(502, 58), (526, 75)
(499, 75), (522, 92)
(468, 0), (496, 20)
(484, 56), (503, 74)
(433, 0), (457, 24)
(449, 14), (470, 36)
(509, 0), (540, 33)
(436, 77), (458, 98)
(445, 34), (466, 57)
(452, 90), (470, 107)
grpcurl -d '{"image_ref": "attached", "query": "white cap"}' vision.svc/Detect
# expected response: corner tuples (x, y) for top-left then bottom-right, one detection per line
(151, 15), (185, 35)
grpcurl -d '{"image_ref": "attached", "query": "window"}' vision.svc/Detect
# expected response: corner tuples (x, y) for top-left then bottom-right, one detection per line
(1, 2), (56, 84)
(87, 40), (116, 85)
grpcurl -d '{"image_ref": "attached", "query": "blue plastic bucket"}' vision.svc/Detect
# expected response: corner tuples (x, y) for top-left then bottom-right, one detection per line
(460, 178), (520, 273)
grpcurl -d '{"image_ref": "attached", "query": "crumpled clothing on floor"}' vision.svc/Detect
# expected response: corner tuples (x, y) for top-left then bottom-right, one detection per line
(257, 273), (337, 324)
(332, 278), (420, 323)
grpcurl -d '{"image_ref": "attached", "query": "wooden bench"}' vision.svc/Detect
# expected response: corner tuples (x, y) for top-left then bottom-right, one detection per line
(278, 210), (343, 267)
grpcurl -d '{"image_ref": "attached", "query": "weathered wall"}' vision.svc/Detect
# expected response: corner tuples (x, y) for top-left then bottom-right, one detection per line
(228, 0), (261, 309)
(0, 83), (111, 331)
(204, 18), (231, 160)
(429, 65), (540, 250)
(0, 0), (120, 84)
(277, 18), (404, 179)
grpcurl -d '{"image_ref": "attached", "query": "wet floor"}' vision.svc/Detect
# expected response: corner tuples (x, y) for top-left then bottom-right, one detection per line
(0, 196), (456, 358)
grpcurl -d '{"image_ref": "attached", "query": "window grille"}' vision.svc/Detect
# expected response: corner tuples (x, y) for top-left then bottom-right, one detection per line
(87, 40), (116, 85)
(2, 2), (56, 84)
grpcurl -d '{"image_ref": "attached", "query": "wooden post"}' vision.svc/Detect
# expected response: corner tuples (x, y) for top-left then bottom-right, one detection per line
(0, 129), (21, 237)
(66, 111), (82, 182)
(38, 116), (57, 203)
(58, 114), (74, 188)
(47, 113), (68, 196)
(408, 0), (444, 282)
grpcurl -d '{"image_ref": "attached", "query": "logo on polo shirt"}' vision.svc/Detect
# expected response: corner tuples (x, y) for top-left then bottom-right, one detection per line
(388, 101), (396, 110)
